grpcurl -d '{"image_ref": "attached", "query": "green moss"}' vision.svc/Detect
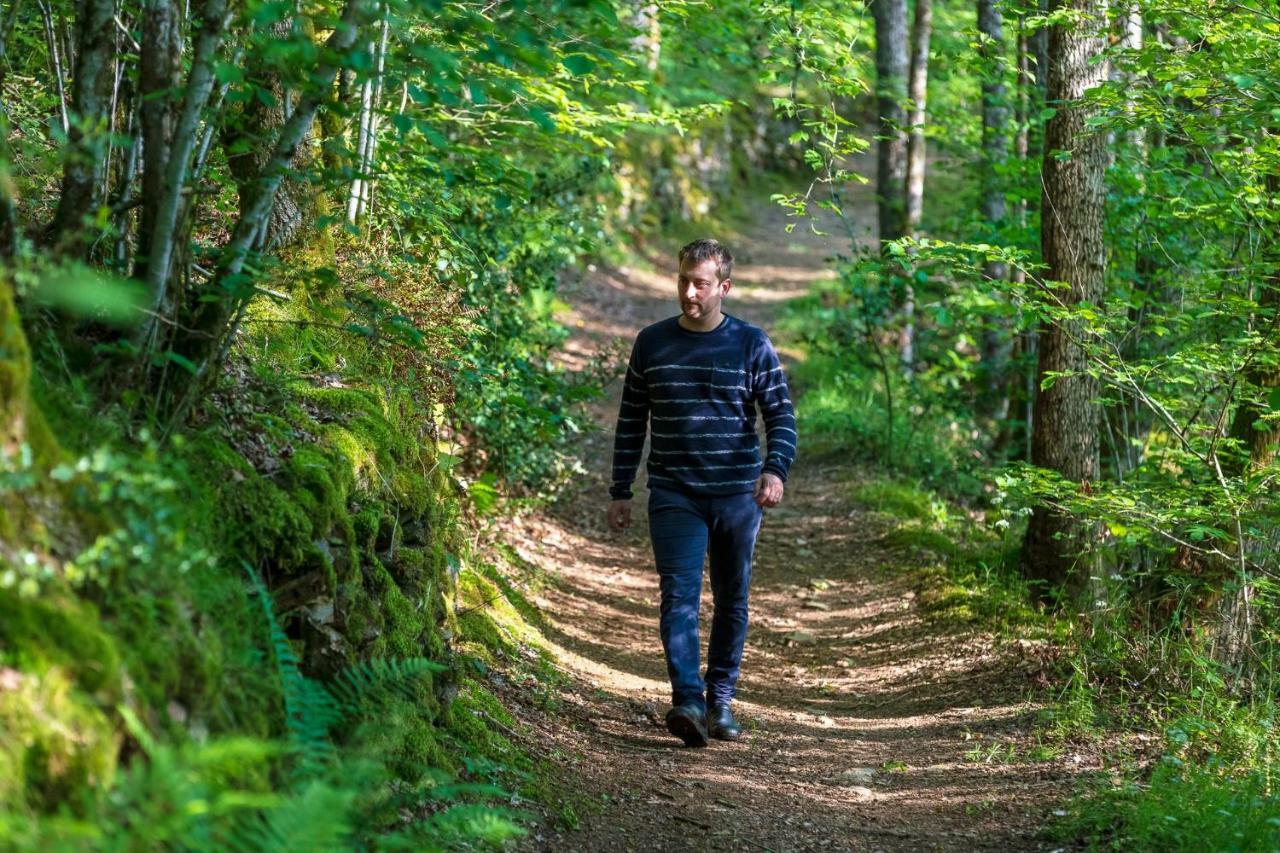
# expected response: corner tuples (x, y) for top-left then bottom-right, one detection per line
(853, 479), (941, 523)
(366, 558), (425, 659)
(0, 589), (121, 698)
(884, 525), (962, 560)
(0, 665), (119, 816)
(444, 683), (523, 769)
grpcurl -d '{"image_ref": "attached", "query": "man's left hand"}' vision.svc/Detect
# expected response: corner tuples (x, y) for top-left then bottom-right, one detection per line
(754, 472), (784, 508)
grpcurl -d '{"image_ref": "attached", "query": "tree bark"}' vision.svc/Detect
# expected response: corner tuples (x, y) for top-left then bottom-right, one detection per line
(871, 0), (909, 247)
(135, 0), (183, 282)
(977, 0), (1010, 424)
(629, 2), (660, 73)
(904, 0), (930, 234)
(139, 0), (230, 351)
(224, 17), (319, 251)
(48, 0), (116, 256)
(1020, 0), (1109, 600)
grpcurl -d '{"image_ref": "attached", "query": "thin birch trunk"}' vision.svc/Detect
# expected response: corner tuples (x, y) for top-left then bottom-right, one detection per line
(977, 0), (1010, 423)
(36, 0), (70, 136)
(139, 0), (230, 351)
(359, 15), (388, 220)
(904, 0), (930, 233)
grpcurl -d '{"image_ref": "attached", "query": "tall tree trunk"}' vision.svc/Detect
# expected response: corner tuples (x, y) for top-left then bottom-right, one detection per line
(904, 0), (930, 235)
(630, 2), (660, 73)
(346, 13), (388, 224)
(899, 0), (930, 375)
(134, 0), (182, 282)
(48, 0), (116, 256)
(139, 0), (230, 352)
(871, 0), (910, 376)
(871, 0), (908, 247)
(977, 0), (1010, 425)
(1020, 0), (1109, 600)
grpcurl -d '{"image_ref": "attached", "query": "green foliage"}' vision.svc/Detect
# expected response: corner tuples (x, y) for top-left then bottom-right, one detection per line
(1059, 746), (1280, 851)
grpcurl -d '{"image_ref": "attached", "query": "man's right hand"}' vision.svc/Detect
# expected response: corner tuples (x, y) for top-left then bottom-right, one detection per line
(607, 499), (633, 530)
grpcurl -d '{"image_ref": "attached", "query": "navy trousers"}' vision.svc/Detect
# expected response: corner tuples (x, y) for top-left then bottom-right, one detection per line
(647, 485), (764, 711)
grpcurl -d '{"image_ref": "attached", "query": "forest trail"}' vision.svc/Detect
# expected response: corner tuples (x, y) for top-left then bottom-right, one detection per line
(499, 176), (1084, 851)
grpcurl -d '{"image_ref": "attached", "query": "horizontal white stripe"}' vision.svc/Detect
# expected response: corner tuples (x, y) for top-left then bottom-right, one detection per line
(653, 432), (756, 438)
(648, 398), (747, 405)
(768, 427), (798, 436)
(769, 440), (796, 450)
(758, 381), (789, 393)
(614, 448), (643, 454)
(653, 415), (747, 421)
(621, 400), (648, 408)
(652, 381), (748, 390)
(615, 431), (646, 438)
(661, 463), (761, 471)
(762, 398), (793, 410)
(645, 364), (745, 374)
(756, 365), (784, 375)
(649, 448), (757, 456)
(617, 416), (647, 423)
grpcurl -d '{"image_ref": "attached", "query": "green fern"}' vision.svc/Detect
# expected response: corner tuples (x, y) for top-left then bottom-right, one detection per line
(327, 657), (445, 716)
(243, 561), (339, 773)
(242, 562), (446, 776)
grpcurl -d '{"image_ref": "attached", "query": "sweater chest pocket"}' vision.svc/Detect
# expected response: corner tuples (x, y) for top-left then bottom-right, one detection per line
(706, 358), (744, 401)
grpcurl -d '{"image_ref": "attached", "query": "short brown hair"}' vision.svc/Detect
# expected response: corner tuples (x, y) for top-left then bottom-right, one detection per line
(678, 238), (733, 282)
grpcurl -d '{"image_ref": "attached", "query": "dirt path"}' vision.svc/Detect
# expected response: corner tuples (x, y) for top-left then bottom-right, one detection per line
(498, 175), (1083, 851)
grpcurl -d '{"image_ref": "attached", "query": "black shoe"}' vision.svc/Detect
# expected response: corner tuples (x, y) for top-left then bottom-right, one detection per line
(665, 703), (709, 747)
(708, 704), (743, 741)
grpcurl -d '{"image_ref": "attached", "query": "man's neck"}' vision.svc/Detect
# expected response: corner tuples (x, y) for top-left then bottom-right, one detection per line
(678, 309), (725, 333)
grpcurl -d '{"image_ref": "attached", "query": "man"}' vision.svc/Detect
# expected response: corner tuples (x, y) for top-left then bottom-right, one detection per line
(606, 237), (797, 748)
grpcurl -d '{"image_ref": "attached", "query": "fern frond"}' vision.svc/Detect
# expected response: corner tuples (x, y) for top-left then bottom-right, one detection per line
(242, 561), (338, 774)
(326, 656), (446, 718)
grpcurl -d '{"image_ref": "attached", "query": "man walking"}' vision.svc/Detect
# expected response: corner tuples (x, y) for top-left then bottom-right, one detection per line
(606, 238), (797, 747)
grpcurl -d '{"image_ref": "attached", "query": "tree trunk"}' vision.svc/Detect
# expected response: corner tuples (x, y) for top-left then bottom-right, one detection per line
(1020, 0), (1109, 600)
(629, 2), (660, 73)
(48, 0), (116, 256)
(977, 0), (1010, 424)
(223, 18), (319, 252)
(904, 0), (930, 234)
(134, 0), (182, 282)
(160, 0), (375, 420)
(346, 13), (388, 224)
(871, 0), (908, 247)
(138, 0), (230, 352)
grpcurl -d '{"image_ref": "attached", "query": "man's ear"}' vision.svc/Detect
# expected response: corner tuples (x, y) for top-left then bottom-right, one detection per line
(720, 278), (732, 296)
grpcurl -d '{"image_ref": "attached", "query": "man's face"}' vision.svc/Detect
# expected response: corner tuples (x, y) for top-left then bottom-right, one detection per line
(677, 257), (730, 322)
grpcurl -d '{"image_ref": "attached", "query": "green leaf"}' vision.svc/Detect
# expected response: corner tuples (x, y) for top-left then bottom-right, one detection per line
(561, 54), (595, 75)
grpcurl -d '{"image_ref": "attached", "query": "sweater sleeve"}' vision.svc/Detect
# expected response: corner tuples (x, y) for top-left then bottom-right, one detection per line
(609, 337), (650, 499)
(750, 332), (797, 482)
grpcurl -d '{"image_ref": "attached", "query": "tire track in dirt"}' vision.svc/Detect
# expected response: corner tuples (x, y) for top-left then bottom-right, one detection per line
(501, 176), (1084, 851)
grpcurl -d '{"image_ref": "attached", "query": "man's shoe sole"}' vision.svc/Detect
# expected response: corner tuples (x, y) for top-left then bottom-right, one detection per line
(709, 726), (742, 742)
(666, 712), (709, 748)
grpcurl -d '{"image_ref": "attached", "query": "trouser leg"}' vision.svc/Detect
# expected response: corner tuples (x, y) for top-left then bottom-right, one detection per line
(648, 486), (710, 710)
(704, 491), (763, 707)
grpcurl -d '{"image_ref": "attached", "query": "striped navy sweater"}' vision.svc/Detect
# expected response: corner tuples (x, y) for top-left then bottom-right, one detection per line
(609, 314), (797, 499)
